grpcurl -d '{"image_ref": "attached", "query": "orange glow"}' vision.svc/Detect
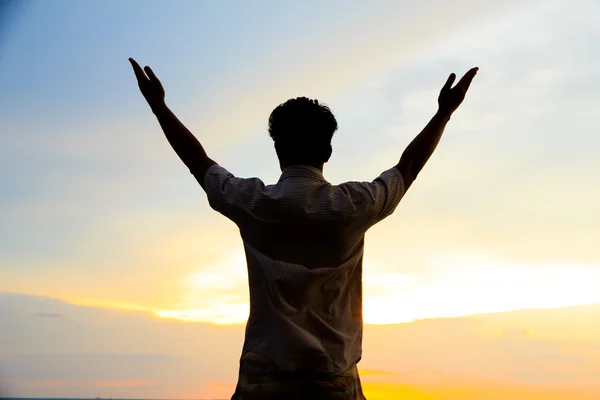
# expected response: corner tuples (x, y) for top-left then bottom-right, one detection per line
(359, 369), (400, 376)
(360, 382), (600, 400)
(68, 297), (156, 313)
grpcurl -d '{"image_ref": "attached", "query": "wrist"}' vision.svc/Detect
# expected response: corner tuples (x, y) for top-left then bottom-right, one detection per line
(150, 100), (168, 115)
(435, 107), (453, 121)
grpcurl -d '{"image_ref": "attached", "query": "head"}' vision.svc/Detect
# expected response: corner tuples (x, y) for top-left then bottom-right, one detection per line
(268, 97), (338, 171)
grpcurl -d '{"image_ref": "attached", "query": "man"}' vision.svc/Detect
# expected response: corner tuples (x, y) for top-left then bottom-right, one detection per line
(129, 58), (478, 399)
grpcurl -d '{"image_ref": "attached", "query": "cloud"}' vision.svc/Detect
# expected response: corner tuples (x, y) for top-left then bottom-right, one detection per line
(19, 379), (152, 388)
(17, 353), (186, 361)
(30, 312), (62, 318)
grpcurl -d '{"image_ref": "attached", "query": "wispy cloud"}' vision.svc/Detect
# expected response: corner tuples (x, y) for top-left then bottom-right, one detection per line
(30, 312), (62, 318)
(19, 379), (152, 388)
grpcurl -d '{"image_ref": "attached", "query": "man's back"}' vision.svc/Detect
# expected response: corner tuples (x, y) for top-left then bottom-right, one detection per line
(204, 163), (405, 373)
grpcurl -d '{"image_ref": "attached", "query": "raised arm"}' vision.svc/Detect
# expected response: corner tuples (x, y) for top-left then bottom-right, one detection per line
(129, 58), (216, 188)
(396, 67), (478, 191)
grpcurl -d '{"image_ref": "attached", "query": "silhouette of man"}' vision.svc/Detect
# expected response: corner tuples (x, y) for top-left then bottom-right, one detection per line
(130, 58), (477, 400)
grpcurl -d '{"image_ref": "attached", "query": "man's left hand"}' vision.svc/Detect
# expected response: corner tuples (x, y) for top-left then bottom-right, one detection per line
(129, 57), (166, 110)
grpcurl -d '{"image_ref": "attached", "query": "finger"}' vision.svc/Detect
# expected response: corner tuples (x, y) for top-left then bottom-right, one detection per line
(144, 65), (160, 84)
(442, 73), (456, 93)
(129, 58), (148, 82)
(457, 67), (479, 91)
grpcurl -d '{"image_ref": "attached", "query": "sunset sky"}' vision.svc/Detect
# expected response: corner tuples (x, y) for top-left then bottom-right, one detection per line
(1, 0), (600, 398)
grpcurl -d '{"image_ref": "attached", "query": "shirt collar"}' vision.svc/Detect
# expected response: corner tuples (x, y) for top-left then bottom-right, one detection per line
(278, 165), (328, 183)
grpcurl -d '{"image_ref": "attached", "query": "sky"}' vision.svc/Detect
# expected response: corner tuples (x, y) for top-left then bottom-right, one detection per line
(1, 0), (600, 398)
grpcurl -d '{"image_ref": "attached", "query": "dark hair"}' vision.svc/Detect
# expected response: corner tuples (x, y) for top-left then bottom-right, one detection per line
(268, 97), (338, 166)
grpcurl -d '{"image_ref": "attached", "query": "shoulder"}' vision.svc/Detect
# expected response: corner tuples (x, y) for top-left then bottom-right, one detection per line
(203, 164), (266, 197)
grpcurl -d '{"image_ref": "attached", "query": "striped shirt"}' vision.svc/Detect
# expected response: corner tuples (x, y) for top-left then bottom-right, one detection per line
(203, 163), (405, 374)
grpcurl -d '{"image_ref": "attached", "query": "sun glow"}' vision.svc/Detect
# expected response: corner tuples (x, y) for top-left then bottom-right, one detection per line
(150, 252), (600, 325)
(363, 262), (600, 324)
(155, 305), (249, 325)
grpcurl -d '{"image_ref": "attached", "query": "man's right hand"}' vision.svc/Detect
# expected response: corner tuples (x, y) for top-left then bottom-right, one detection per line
(438, 67), (478, 115)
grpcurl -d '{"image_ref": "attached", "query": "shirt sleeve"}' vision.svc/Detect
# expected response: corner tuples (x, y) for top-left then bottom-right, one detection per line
(202, 164), (261, 225)
(339, 166), (405, 228)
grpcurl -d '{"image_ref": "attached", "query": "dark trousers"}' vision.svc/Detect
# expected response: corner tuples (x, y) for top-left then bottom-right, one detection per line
(231, 350), (366, 400)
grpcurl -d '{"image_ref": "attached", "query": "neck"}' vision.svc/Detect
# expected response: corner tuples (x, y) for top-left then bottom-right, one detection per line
(280, 161), (324, 173)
